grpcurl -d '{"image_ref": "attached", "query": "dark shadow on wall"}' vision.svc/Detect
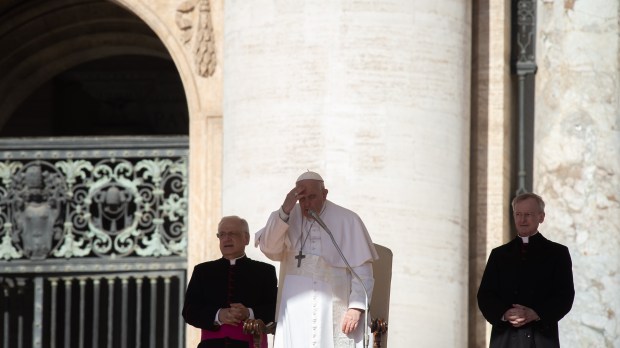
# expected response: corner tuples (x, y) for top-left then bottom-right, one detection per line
(1, 55), (189, 137)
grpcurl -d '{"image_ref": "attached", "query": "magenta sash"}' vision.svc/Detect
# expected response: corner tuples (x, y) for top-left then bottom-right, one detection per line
(201, 324), (267, 348)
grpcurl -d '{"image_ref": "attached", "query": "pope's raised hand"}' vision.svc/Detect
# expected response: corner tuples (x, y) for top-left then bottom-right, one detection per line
(282, 187), (302, 214)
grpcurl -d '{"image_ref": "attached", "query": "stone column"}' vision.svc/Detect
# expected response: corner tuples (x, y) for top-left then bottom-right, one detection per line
(470, 0), (513, 346)
(224, 1), (471, 346)
(177, 0), (225, 346)
(536, 1), (620, 347)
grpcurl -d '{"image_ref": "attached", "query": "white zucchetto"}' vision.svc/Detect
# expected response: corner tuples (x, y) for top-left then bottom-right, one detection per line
(296, 171), (324, 182)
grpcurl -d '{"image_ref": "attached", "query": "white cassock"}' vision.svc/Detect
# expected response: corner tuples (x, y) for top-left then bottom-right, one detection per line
(256, 200), (379, 348)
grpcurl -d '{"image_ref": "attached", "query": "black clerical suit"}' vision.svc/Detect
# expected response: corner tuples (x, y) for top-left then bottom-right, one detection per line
(477, 232), (574, 348)
(183, 256), (277, 348)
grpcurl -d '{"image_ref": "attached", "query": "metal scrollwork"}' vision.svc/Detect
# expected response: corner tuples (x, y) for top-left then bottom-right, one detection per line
(513, 0), (537, 194)
(0, 161), (23, 260)
(13, 163), (65, 260)
(0, 144), (188, 261)
(515, 0), (537, 75)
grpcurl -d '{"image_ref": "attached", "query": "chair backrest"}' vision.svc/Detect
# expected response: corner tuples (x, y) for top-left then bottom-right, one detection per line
(370, 243), (393, 346)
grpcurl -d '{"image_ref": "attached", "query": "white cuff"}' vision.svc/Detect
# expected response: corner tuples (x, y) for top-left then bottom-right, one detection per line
(278, 206), (289, 222)
(215, 308), (223, 325)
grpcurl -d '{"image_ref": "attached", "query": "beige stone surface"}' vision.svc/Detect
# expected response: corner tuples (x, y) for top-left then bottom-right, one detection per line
(469, 0), (513, 346)
(536, 0), (620, 347)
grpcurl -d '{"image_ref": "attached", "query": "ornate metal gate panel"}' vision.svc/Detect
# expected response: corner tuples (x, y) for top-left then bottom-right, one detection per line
(0, 137), (188, 348)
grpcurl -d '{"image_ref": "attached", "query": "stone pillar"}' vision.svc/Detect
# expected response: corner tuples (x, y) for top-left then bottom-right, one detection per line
(470, 0), (513, 346)
(179, 0), (225, 346)
(536, 1), (620, 347)
(223, 1), (471, 346)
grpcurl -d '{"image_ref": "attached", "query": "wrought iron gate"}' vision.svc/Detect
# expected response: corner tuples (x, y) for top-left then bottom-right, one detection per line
(0, 137), (188, 348)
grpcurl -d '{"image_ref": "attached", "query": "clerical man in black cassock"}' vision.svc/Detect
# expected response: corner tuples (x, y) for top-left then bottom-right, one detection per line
(477, 193), (574, 348)
(183, 216), (277, 348)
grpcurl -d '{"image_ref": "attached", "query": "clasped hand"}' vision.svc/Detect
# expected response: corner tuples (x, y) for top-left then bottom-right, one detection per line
(219, 303), (249, 325)
(504, 304), (540, 328)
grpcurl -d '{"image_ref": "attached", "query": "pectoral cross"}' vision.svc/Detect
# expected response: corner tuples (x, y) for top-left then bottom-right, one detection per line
(295, 250), (306, 267)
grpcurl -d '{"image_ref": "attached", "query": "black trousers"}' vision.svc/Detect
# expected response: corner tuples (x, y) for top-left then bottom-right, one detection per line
(197, 337), (250, 348)
(491, 326), (537, 348)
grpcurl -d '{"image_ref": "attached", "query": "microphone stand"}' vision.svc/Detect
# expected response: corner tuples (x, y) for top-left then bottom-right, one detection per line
(308, 209), (370, 348)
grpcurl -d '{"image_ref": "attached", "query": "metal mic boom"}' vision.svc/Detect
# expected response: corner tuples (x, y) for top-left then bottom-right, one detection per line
(308, 209), (370, 348)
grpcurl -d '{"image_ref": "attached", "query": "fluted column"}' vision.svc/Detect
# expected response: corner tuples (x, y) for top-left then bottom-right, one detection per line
(223, 1), (471, 346)
(535, 1), (620, 347)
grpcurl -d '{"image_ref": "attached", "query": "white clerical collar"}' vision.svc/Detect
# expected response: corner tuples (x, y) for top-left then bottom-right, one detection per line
(228, 254), (246, 265)
(519, 231), (538, 244)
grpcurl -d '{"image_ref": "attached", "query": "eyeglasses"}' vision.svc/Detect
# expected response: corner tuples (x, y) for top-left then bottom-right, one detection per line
(216, 231), (244, 239)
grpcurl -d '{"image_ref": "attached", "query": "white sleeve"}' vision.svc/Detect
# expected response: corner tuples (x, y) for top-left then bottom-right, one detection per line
(255, 210), (291, 261)
(348, 262), (374, 311)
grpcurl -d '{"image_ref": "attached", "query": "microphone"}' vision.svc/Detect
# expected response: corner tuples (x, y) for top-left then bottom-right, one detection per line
(308, 209), (370, 348)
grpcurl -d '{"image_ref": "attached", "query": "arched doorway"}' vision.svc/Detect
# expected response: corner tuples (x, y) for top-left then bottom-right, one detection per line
(0, 1), (190, 347)
(2, 55), (188, 137)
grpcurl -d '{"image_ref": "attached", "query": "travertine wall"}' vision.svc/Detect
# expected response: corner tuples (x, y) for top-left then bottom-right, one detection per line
(222, 1), (472, 347)
(535, 1), (620, 347)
